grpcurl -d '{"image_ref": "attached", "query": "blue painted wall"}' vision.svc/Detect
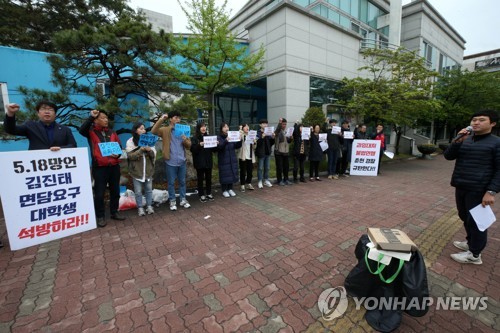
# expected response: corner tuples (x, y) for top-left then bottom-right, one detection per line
(0, 46), (136, 152)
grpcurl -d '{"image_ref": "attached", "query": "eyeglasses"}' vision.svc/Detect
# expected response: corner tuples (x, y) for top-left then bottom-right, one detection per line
(39, 106), (55, 111)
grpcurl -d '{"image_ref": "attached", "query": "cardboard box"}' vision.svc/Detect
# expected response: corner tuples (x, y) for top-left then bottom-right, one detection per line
(367, 228), (418, 252)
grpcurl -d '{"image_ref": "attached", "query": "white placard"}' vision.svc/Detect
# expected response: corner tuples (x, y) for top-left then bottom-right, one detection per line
(470, 204), (496, 231)
(203, 136), (217, 148)
(264, 126), (275, 136)
(331, 126), (341, 134)
(246, 130), (257, 144)
(301, 127), (311, 140)
(349, 139), (380, 176)
(343, 131), (354, 139)
(227, 131), (241, 142)
(384, 151), (395, 159)
(319, 133), (327, 142)
(320, 141), (329, 152)
(0, 148), (96, 250)
(286, 127), (294, 137)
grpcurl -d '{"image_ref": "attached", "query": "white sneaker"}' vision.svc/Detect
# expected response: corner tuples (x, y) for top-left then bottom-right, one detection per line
(222, 191), (230, 198)
(258, 181), (263, 189)
(228, 189), (236, 197)
(180, 199), (191, 208)
(246, 184), (255, 190)
(453, 240), (469, 251)
(169, 201), (177, 211)
(240, 185), (246, 192)
(264, 180), (273, 187)
(138, 207), (145, 216)
(146, 206), (155, 215)
(450, 251), (482, 265)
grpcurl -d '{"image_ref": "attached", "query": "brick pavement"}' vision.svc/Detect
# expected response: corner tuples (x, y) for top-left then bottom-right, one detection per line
(0, 155), (499, 332)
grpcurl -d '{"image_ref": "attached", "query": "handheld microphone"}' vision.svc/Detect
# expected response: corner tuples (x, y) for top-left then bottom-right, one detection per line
(453, 126), (473, 142)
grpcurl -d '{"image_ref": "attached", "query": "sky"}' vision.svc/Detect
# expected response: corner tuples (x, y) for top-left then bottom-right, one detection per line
(129, 0), (499, 56)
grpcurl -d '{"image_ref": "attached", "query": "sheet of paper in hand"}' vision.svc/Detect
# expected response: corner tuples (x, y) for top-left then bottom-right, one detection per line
(246, 130), (257, 143)
(204, 136), (217, 148)
(319, 133), (327, 142)
(286, 127), (294, 137)
(228, 131), (241, 142)
(98, 142), (122, 156)
(138, 133), (159, 147)
(343, 131), (354, 139)
(264, 127), (275, 136)
(301, 127), (311, 140)
(174, 124), (191, 137)
(332, 126), (341, 134)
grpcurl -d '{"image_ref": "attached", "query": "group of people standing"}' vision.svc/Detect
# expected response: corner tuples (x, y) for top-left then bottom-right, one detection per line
(2, 101), (498, 268)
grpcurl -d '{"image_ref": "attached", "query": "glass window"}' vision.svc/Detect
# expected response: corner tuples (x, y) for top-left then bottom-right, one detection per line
(359, 0), (368, 23)
(327, 0), (340, 8)
(292, 0), (310, 7)
(350, 0), (360, 18)
(328, 8), (340, 24)
(340, 14), (351, 29)
(367, 2), (378, 28)
(340, 0), (351, 13)
(310, 76), (344, 107)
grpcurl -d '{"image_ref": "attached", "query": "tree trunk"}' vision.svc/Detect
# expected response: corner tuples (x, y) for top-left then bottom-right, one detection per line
(207, 93), (215, 135)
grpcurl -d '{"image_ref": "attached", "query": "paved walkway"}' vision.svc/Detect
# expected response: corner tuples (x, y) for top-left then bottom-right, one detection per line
(0, 155), (498, 332)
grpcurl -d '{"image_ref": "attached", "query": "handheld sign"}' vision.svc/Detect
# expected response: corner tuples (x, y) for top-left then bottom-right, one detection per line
(98, 142), (122, 156)
(319, 133), (327, 142)
(203, 136), (217, 148)
(343, 131), (354, 139)
(301, 127), (311, 140)
(228, 131), (241, 142)
(0, 148), (97, 250)
(332, 126), (341, 134)
(320, 141), (329, 152)
(174, 123), (191, 137)
(286, 127), (294, 137)
(264, 126), (275, 136)
(246, 130), (257, 144)
(138, 133), (159, 147)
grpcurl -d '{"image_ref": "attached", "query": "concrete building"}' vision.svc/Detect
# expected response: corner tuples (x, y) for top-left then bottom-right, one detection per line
(227, 0), (465, 150)
(463, 49), (500, 73)
(400, 0), (465, 145)
(137, 7), (173, 33)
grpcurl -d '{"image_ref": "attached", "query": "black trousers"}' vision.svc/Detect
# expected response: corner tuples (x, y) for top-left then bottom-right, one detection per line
(455, 188), (488, 256)
(339, 150), (349, 175)
(92, 165), (121, 218)
(196, 168), (212, 196)
(239, 159), (253, 185)
(275, 154), (290, 182)
(309, 160), (320, 178)
(293, 154), (306, 180)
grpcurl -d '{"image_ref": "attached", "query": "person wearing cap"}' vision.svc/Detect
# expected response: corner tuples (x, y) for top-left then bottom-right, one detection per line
(4, 101), (77, 150)
(79, 109), (126, 227)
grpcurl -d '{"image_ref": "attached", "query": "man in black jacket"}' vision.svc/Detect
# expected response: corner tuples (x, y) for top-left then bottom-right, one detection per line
(4, 101), (77, 150)
(444, 110), (500, 265)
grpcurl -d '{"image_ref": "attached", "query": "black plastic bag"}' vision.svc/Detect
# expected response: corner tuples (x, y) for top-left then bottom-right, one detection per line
(364, 283), (403, 333)
(402, 250), (430, 317)
(345, 235), (377, 298)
